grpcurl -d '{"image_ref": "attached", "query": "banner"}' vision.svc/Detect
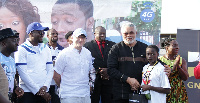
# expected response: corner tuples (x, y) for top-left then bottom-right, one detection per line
(177, 29), (200, 103)
(0, 0), (162, 47)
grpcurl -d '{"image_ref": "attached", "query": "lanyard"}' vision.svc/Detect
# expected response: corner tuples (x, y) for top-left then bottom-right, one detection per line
(145, 61), (158, 85)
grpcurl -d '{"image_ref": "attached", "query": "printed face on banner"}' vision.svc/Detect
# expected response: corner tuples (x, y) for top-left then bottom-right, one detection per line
(51, 3), (87, 48)
(0, 7), (26, 45)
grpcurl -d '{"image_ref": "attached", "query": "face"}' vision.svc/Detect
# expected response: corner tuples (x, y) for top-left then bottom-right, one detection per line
(47, 29), (58, 43)
(3, 37), (19, 52)
(121, 26), (137, 45)
(146, 48), (158, 65)
(94, 27), (106, 42)
(166, 40), (179, 55)
(0, 7), (26, 45)
(51, 3), (87, 48)
(31, 30), (44, 43)
(73, 35), (86, 49)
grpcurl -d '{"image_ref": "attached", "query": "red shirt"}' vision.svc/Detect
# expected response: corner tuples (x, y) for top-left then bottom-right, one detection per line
(95, 39), (105, 58)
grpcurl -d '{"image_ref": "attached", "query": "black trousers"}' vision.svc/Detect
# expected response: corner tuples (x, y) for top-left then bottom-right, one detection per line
(91, 75), (113, 103)
(49, 85), (60, 103)
(18, 92), (46, 103)
(113, 99), (129, 103)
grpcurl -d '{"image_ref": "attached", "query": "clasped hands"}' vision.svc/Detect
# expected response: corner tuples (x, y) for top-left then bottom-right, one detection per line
(99, 68), (109, 80)
(37, 86), (51, 103)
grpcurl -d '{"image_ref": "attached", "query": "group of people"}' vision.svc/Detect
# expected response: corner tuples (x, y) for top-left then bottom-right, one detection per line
(0, 20), (190, 103)
(0, 0), (190, 103)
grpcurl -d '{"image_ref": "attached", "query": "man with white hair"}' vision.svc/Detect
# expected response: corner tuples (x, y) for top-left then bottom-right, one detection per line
(53, 28), (95, 103)
(107, 22), (171, 103)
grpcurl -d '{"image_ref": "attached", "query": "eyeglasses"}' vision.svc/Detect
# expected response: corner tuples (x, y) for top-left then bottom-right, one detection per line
(32, 30), (45, 35)
(123, 31), (135, 35)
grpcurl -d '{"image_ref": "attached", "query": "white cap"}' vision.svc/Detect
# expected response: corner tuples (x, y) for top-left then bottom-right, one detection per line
(72, 28), (87, 37)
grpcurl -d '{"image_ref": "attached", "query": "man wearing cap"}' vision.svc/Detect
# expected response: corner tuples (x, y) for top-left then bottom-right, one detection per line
(65, 31), (73, 46)
(54, 28), (95, 103)
(46, 28), (64, 103)
(15, 22), (53, 103)
(0, 28), (24, 102)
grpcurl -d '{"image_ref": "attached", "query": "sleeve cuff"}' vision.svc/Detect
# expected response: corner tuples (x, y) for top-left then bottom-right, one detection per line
(120, 74), (128, 83)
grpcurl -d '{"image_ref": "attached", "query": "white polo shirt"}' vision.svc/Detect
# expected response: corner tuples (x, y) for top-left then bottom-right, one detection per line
(55, 46), (95, 98)
(15, 39), (53, 94)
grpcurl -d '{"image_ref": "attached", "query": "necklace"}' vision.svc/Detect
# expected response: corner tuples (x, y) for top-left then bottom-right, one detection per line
(145, 61), (158, 85)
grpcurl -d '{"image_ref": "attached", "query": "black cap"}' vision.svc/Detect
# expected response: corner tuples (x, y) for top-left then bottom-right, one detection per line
(0, 28), (19, 42)
(65, 31), (73, 39)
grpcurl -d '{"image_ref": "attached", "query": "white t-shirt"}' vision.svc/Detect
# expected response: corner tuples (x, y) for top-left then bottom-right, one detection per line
(141, 62), (170, 103)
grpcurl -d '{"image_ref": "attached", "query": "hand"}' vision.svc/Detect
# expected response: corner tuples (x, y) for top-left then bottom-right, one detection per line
(141, 85), (151, 91)
(37, 86), (47, 96)
(41, 92), (51, 103)
(164, 65), (171, 77)
(126, 77), (140, 90)
(99, 68), (109, 80)
(90, 87), (94, 95)
(15, 86), (24, 98)
(174, 55), (180, 68)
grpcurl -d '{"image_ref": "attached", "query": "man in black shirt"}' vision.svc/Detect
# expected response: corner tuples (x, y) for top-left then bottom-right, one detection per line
(107, 21), (171, 103)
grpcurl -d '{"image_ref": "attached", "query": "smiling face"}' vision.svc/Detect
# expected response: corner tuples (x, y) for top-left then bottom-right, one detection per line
(146, 47), (159, 65)
(94, 27), (106, 42)
(0, 7), (26, 45)
(47, 29), (58, 43)
(51, 3), (87, 48)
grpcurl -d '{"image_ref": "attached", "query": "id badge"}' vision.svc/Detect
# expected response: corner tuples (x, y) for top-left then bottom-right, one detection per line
(145, 93), (151, 100)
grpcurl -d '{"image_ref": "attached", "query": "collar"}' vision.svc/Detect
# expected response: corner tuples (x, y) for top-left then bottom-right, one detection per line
(47, 42), (64, 50)
(95, 39), (105, 45)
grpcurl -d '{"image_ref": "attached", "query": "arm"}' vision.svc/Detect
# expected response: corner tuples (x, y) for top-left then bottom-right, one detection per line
(14, 78), (24, 98)
(194, 62), (200, 79)
(89, 55), (96, 88)
(15, 47), (40, 95)
(141, 85), (170, 94)
(54, 51), (65, 88)
(53, 70), (61, 87)
(43, 48), (54, 90)
(178, 58), (189, 81)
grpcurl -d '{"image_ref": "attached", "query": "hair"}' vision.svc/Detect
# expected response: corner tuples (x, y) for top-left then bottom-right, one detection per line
(146, 45), (166, 65)
(95, 26), (105, 32)
(161, 38), (175, 49)
(120, 21), (137, 32)
(146, 45), (159, 53)
(47, 29), (56, 36)
(55, 0), (93, 19)
(0, 0), (40, 28)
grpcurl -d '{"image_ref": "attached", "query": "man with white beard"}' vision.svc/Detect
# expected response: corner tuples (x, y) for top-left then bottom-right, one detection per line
(107, 21), (171, 103)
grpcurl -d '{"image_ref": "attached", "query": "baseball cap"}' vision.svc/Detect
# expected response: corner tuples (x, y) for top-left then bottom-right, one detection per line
(65, 31), (73, 39)
(0, 28), (19, 42)
(26, 22), (49, 34)
(72, 28), (87, 38)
